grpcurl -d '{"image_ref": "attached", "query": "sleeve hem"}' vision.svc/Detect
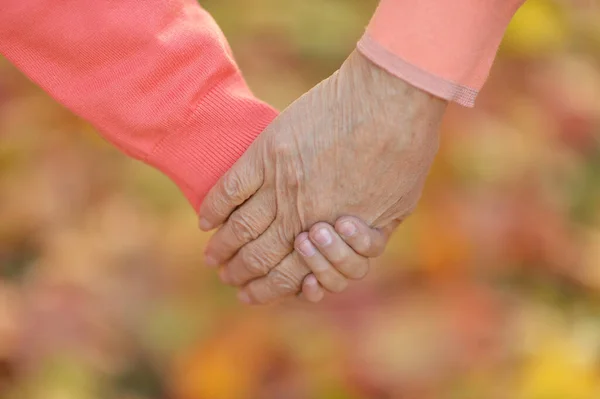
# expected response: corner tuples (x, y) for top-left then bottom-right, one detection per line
(146, 78), (278, 212)
(357, 32), (477, 108)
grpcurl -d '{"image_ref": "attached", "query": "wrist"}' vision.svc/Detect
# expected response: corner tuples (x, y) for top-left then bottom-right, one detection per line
(336, 50), (445, 153)
(341, 50), (447, 115)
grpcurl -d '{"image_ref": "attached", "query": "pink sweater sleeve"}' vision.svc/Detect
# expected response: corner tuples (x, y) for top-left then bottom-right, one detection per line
(358, 0), (526, 107)
(0, 0), (278, 211)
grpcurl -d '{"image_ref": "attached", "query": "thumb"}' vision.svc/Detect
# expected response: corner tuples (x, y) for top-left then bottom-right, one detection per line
(198, 144), (264, 230)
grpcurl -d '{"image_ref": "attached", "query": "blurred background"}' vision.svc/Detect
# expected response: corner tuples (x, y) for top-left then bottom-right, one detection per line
(1, 0), (599, 398)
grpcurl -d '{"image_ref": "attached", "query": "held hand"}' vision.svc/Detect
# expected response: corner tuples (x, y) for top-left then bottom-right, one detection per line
(298, 216), (400, 303)
(200, 50), (446, 304)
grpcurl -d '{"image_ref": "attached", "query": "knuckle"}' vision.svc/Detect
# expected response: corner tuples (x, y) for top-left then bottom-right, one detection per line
(228, 212), (259, 243)
(276, 223), (298, 248)
(246, 261), (268, 277)
(268, 269), (299, 295)
(222, 172), (243, 202)
(240, 250), (269, 277)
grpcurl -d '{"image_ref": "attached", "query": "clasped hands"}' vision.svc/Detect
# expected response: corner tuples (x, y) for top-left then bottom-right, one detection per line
(198, 50), (447, 304)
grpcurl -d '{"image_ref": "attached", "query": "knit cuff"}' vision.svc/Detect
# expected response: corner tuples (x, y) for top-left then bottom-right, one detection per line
(147, 75), (278, 211)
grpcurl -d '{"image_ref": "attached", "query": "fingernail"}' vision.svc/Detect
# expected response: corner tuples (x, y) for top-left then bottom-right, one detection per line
(219, 268), (231, 284)
(296, 238), (316, 257)
(313, 228), (332, 246)
(338, 221), (357, 237)
(198, 218), (212, 231)
(237, 291), (252, 304)
(205, 255), (218, 267)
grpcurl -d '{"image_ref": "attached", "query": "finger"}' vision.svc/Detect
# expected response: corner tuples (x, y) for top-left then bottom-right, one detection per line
(198, 147), (264, 231)
(295, 232), (349, 292)
(204, 190), (276, 267)
(239, 251), (308, 305)
(334, 216), (400, 258)
(220, 222), (294, 286)
(306, 223), (369, 280)
(300, 274), (325, 303)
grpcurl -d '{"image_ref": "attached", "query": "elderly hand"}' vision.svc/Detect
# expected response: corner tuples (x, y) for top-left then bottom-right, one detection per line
(199, 50), (447, 304)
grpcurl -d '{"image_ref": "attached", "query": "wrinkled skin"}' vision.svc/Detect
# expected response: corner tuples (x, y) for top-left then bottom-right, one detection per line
(199, 50), (447, 304)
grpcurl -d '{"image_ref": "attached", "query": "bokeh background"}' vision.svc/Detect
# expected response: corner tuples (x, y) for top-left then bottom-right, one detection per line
(1, 0), (599, 398)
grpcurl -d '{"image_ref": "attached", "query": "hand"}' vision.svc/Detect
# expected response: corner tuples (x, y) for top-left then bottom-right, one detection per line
(298, 216), (400, 303)
(200, 50), (447, 304)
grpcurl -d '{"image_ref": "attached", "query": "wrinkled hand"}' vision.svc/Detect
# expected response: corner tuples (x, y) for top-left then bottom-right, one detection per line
(199, 50), (447, 304)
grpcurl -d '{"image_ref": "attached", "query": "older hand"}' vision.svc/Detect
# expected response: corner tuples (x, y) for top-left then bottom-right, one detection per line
(199, 50), (446, 304)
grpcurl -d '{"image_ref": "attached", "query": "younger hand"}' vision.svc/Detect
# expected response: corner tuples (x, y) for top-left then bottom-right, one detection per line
(292, 216), (400, 303)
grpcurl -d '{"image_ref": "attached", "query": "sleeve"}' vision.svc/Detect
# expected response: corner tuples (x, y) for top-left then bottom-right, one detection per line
(357, 0), (527, 107)
(0, 0), (278, 210)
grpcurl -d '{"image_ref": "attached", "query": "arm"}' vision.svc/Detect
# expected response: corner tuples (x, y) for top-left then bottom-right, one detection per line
(0, 0), (278, 210)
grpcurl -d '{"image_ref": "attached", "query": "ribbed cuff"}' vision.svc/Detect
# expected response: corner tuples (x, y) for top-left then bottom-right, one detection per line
(147, 75), (278, 212)
(357, 33), (477, 107)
